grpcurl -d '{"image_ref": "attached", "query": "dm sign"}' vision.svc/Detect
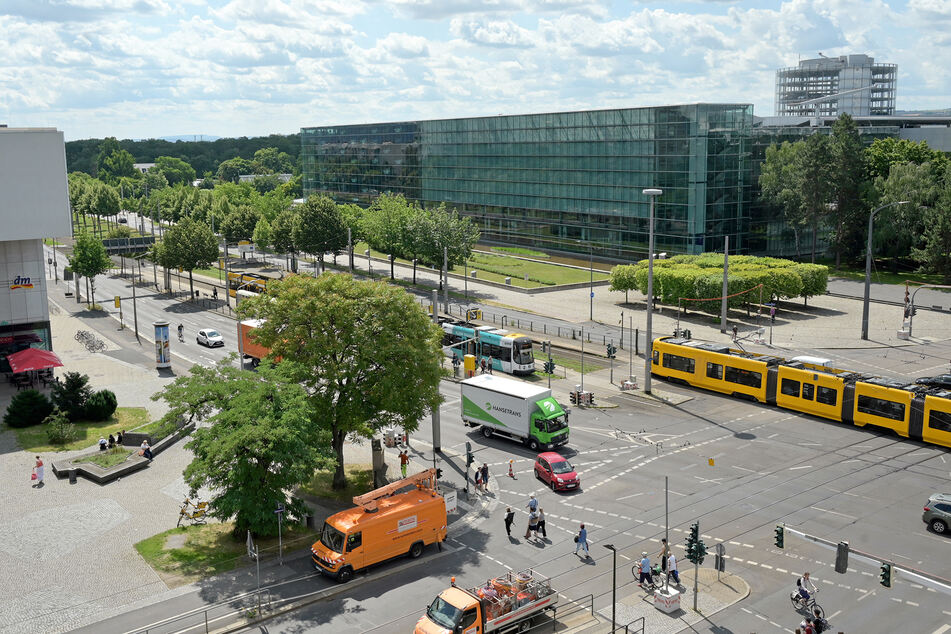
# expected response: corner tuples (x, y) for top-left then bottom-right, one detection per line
(10, 275), (34, 290)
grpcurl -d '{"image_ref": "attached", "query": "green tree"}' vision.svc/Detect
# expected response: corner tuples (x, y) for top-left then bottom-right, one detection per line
(292, 195), (347, 274)
(216, 157), (252, 184)
(154, 156), (197, 187)
(828, 115), (869, 266)
(68, 231), (113, 307)
(271, 208), (300, 272)
(873, 162), (941, 269)
(50, 371), (93, 421)
(363, 193), (413, 279)
(428, 204), (479, 287)
(251, 147), (294, 174)
(252, 215), (272, 250)
(250, 174), (281, 194)
(759, 141), (805, 259)
(152, 360), (333, 536)
(911, 164), (951, 282)
(161, 217), (219, 298)
(239, 274), (443, 489)
(98, 148), (137, 185)
(221, 205), (260, 245)
(796, 134), (835, 263)
(866, 137), (949, 180)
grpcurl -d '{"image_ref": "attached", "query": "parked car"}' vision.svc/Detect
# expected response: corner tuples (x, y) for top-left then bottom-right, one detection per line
(534, 451), (580, 491)
(118, 217), (128, 224)
(916, 374), (951, 389)
(923, 493), (951, 535)
(197, 328), (224, 348)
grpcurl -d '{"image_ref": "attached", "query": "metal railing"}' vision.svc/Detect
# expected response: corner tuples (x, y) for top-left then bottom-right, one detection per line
(623, 615), (645, 634)
(128, 589), (272, 634)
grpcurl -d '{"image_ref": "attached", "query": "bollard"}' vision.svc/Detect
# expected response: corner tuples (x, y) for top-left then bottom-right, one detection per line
(69, 468), (78, 484)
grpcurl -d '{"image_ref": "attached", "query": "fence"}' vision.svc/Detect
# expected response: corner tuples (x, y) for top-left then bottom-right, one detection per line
(623, 615), (645, 633)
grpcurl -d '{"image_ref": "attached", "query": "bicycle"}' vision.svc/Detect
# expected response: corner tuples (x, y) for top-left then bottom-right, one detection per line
(790, 588), (824, 618)
(177, 496), (208, 527)
(632, 563), (664, 591)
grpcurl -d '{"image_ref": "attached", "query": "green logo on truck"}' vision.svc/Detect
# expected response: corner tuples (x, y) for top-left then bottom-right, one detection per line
(463, 395), (507, 428)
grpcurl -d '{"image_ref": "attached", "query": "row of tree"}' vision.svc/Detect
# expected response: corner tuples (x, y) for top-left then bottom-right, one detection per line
(759, 117), (951, 279)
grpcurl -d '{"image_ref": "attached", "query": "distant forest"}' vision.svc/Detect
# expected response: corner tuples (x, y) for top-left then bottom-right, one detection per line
(65, 133), (300, 176)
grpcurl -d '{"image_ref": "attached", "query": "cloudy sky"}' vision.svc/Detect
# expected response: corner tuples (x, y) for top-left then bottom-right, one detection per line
(2, 0), (948, 141)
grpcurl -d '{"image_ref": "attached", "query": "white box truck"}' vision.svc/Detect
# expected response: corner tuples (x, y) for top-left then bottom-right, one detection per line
(461, 375), (569, 451)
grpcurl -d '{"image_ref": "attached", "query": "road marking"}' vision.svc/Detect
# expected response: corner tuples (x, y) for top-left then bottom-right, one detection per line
(810, 506), (857, 520)
(931, 625), (951, 634)
(616, 492), (645, 501)
(788, 465), (812, 470)
(857, 590), (873, 602)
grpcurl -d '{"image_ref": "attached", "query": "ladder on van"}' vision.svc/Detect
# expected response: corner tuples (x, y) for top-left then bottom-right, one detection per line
(351, 468), (438, 512)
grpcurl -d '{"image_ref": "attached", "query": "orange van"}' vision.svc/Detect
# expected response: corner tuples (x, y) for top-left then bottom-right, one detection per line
(311, 469), (447, 582)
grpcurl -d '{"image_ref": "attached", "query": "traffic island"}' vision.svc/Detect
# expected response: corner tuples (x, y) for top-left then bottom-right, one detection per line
(597, 569), (750, 634)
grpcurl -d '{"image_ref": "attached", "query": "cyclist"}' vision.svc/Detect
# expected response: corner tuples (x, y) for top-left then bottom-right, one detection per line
(177, 323), (184, 342)
(797, 571), (817, 602)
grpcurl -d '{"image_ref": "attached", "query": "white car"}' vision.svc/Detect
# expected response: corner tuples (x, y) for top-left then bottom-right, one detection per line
(197, 328), (224, 347)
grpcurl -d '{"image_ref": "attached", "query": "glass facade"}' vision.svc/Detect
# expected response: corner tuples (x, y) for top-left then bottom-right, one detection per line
(302, 104), (753, 261)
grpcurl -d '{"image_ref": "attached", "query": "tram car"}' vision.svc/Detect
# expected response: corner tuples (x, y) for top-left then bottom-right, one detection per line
(441, 322), (535, 376)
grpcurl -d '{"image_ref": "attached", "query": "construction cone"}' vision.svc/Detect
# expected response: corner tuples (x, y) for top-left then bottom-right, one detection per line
(508, 459), (516, 479)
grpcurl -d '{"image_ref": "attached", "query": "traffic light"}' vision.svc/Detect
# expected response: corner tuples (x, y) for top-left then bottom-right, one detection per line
(685, 522), (700, 564)
(436, 468), (443, 479)
(774, 524), (784, 549)
(544, 360), (556, 374)
(689, 522), (700, 544)
(685, 540), (695, 563)
(880, 562), (892, 588)
(466, 441), (474, 467)
(570, 391), (577, 405)
(695, 540), (707, 565)
(606, 344), (617, 358)
(834, 541), (849, 574)
(589, 393), (595, 406)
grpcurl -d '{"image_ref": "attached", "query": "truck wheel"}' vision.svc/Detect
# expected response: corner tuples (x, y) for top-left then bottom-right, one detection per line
(482, 426), (493, 439)
(529, 438), (540, 451)
(409, 541), (424, 559)
(517, 618), (533, 632)
(336, 566), (354, 583)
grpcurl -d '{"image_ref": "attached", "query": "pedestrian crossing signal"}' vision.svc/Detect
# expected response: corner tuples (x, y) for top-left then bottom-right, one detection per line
(880, 562), (892, 587)
(774, 525), (784, 549)
(570, 391), (577, 405)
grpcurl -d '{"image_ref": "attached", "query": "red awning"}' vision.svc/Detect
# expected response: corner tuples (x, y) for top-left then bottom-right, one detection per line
(6, 348), (64, 373)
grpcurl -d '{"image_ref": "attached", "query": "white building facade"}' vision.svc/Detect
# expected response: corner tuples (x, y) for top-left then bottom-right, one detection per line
(775, 54), (897, 117)
(0, 127), (71, 363)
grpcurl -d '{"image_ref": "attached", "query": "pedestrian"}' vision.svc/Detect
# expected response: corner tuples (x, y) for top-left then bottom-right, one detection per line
(487, 355), (494, 374)
(108, 433), (116, 449)
(525, 510), (539, 539)
(504, 507), (515, 536)
(116, 430), (124, 445)
(399, 450), (409, 478)
(732, 325), (738, 341)
(770, 304), (776, 323)
(536, 508), (547, 538)
(212, 287), (218, 300)
(480, 463), (489, 492)
(667, 552), (680, 585)
(659, 538), (670, 573)
(140, 439), (153, 461)
(574, 523), (589, 557)
(98, 436), (107, 451)
(480, 357), (487, 374)
(527, 493), (538, 513)
(638, 552), (651, 586)
(32, 455), (44, 488)
(474, 467), (484, 492)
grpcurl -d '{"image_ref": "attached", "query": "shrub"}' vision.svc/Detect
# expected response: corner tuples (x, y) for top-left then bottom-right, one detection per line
(45, 408), (78, 445)
(84, 389), (118, 421)
(51, 371), (93, 421)
(3, 389), (54, 428)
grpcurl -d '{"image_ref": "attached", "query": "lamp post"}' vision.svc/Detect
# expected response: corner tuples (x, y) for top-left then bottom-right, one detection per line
(862, 201), (909, 340)
(604, 544), (617, 633)
(643, 188), (662, 394)
(577, 240), (594, 321)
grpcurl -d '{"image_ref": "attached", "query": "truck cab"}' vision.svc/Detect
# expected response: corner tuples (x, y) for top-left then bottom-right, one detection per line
(418, 587), (481, 633)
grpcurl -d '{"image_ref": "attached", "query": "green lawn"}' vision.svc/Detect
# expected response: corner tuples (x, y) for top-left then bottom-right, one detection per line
(828, 264), (949, 288)
(548, 353), (606, 374)
(135, 521), (315, 585)
(489, 246), (550, 258)
(12, 407), (150, 453)
(74, 448), (134, 468)
(299, 463), (375, 503)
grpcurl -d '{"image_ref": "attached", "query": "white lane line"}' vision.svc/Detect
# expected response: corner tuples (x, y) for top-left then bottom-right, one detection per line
(931, 625), (951, 634)
(617, 492), (645, 501)
(810, 506), (858, 520)
(788, 465), (812, 470)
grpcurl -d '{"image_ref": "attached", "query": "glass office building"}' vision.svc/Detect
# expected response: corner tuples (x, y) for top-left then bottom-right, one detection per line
(302, 104), (753, 261)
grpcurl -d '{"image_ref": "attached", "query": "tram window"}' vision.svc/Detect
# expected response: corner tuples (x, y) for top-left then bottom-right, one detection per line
(816, 386), (837, 406)
(781, 379), (800, 397)
(802, 383), (814, 400)
(706, 362), (723, 380)
(724, 366), (762, 388)
(857, 395), (906, 421)
(926, 410), (951, 432)
(662, 353), (695, 374)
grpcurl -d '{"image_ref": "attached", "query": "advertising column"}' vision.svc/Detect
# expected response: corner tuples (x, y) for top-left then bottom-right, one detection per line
(153, 320), (171, 369)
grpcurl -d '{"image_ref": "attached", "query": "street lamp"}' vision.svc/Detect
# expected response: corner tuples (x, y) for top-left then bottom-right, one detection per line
(576, 240), (594, 321)
(604, 544), (617, 633)
(862, 201), (909, 340)
(643, 188), (662, 394)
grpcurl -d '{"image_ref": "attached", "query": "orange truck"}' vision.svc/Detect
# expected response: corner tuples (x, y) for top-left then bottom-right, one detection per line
(238, 319), (271, 367)
(311, 469), (447, 583)
(415, 569), (558, 634)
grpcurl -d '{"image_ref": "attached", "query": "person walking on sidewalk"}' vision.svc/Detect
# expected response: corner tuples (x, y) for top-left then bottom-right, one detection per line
(536, 508), (547, 538)
(32, 456), (44, 488)
(480, 357), (487, 374)
(659, 538), (670, 573)
(574, 524), (589, 557)
(399, 450), (409, 478)
(527, 493), (538, 513)
(480, 463), (489, 493)
(504, 507), (515, 536)
(667, 552), (680, 586)
(474, 467), (484, 492)
(637, 552), (651, 586)
(525, 510), (539, 539)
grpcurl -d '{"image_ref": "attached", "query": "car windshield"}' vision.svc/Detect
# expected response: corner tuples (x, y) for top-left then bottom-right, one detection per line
(551, 459), (574, 474)
(426, 596), (462, 629)
(205, 330), (220, 338)
(320, 522), (345, 553)
(543, 415), (567, 432)
(514, 339), (534, 365)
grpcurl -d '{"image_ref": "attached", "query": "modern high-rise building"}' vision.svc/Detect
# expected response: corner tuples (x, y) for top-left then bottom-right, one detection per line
(775, 54), (897, 117)
(302, 104), (753, 261)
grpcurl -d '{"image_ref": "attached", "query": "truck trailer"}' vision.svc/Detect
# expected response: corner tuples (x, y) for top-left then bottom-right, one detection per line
(415, 569), (558, 634)
(460, 375), (569, 451)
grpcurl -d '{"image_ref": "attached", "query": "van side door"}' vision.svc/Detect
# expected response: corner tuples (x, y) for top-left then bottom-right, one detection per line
(345, 532), (365, 570)
(460, 607), (480, 633)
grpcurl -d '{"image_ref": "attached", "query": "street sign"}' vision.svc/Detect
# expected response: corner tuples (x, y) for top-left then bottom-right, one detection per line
(246, 530), (257, 560)
(114, 295), (121, 308)
(590, 292), (594, 298)
(444, 490), (458, 514)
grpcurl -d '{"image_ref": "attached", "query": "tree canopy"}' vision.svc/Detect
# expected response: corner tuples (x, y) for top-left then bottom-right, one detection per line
(68, 231), (113, 307)
(293, 195), (348, 273)
(154, 156), (197, 187)
(157, 216), (218, 297)
(238, 274), (444, 489)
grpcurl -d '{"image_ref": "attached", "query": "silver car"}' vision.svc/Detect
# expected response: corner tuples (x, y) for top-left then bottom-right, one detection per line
(197, 328), (224, 348)
(923, 493), (951, 535)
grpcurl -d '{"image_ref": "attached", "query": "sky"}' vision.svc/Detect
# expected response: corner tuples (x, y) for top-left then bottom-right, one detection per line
(1, 0), (949, 142)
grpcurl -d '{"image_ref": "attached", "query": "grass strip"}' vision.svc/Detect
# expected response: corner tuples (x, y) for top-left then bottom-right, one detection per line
(11, 407), (150, 453)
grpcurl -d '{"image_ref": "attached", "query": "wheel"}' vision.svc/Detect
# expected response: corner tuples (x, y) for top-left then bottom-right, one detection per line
(177, 512), (184, 528)
(931, 519), (948, 534)
(482, 426), (493, 438)
(551, 480), (557, 492)
(337, 566), (354, 583)
(633, 565), (640, 578)
(528, 438), (540, 451)
(517, 619), (533, 633)
(790, 592), (803, 611)
(196, 337), (202, 345)
(408, 541), (424, 559)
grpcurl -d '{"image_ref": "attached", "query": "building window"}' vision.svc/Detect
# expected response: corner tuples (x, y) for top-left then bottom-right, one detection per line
(857, 395), (906, 421)
(724, 366), (762, 388)
(706, 362), (722, 380)
(816, 386), (838, 406)
(781, 378), (800, 397)
(662, 353), (696, 374)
